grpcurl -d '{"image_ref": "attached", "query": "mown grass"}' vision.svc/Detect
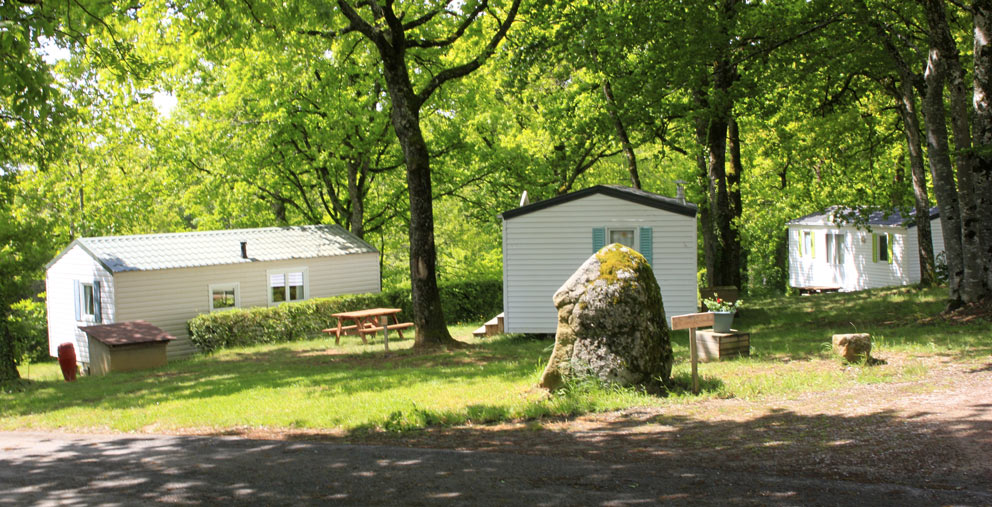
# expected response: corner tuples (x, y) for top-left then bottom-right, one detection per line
(2, 286), (988, 434)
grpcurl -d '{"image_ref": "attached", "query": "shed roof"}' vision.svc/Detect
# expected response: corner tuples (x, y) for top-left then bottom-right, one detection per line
(78, 320), (175, 347)
(788, 206), (940, 228)
(47, 224), (377, 273)
(499, 185), (697, 220)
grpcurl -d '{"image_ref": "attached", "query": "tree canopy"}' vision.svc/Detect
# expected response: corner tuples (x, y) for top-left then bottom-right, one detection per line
(3, 0), (992, 380)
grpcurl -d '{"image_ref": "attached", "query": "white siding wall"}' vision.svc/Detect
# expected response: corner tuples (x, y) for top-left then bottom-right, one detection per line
(503, 194), (697, 333)
(45, 246), (115, 362)
(111, 252), (379, 359)
(930, 217), (946, 258)
(788, 225), (915, 291)
(905, 227), (921, 282)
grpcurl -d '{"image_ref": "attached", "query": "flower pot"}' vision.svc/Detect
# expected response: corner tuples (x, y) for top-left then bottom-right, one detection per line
(711, 311), (734, 333)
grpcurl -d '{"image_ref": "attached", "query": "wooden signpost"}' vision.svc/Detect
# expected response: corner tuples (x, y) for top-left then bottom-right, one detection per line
(671, 312), (715, 395)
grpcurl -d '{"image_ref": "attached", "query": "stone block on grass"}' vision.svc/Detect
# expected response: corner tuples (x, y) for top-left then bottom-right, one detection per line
(832, 333), (872, 363)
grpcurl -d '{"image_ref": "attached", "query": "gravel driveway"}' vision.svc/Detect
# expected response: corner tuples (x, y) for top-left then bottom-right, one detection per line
(1, 428), (989, 506)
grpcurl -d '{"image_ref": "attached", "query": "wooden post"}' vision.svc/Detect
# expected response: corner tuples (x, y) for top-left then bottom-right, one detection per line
(671, 312), (715, 396)
(689, 327), (698, 394)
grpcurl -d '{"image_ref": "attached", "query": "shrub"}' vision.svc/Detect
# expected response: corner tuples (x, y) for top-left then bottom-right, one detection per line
(188, 278), (502, 354)
(6, 296), (49, 364)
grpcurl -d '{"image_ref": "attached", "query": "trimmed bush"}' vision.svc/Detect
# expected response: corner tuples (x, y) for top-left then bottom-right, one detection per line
(188, 278), (502, 354)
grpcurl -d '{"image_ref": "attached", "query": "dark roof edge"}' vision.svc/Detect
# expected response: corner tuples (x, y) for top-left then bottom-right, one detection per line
(499, 185), (698, 220)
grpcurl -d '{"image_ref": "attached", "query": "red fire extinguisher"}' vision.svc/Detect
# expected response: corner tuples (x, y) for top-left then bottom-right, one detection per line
(57, 342), (77, 382)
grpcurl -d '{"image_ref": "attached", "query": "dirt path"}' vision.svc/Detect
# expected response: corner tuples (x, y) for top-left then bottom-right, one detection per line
(268, 354), (992, 498)
(3, 355), (990, 504)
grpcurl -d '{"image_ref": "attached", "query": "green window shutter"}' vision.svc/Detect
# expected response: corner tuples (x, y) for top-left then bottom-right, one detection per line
(93, 280), (102, 323)
(872, 234), (878, 263)
(638, 226), (653, 265)
(887, 233), (894, 265)
(796, 231), (802, 257)
(592, 227), (606, 252)
(73, 281), (81, 321)
(810, 232), (816, 258)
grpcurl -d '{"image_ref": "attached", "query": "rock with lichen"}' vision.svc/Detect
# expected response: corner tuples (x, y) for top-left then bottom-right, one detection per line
(539, 243), (673, 392)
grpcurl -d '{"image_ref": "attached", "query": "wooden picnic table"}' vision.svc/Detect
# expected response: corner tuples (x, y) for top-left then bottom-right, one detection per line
(324, 307), (413, 351)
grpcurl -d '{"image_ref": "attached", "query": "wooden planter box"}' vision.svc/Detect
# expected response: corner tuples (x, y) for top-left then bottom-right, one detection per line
(695, 329), (750, 362)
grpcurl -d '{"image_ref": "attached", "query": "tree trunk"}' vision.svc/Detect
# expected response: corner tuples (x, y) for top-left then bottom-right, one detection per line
(601, 80), (641, 189)
(728, 117), (746, 288)
(894, 77), (936, 286)
(694, 88), (717, 287)
(973, 0), (992, 293)
(921, 24), (966, 305)
(705, 57), (739, 288)
(0, 322), (20, 382)
(701, 0), (741, 289)
(347, 161), (365, 239)
(923, 0), (988, 302)
(380, 53), (455, 347)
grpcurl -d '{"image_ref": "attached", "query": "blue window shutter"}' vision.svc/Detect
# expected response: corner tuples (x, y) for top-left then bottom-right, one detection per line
(639, 226), (653, 265)
(73, 281), (81, 321)
(93, 280), (102, 323)
(592, 227), (606, 252)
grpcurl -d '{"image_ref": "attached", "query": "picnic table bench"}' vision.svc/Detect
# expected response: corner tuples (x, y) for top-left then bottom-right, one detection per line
(321, 307), (413, 351)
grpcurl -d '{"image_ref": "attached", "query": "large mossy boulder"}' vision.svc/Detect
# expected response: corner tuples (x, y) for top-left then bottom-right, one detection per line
(539, 243), (673, 392)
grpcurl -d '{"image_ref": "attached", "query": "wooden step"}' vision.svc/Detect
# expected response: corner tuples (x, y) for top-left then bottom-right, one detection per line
(474, 312), (506, 338)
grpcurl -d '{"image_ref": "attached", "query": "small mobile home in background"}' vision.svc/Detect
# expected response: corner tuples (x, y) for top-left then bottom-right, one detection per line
(788, 207), (943, 292)
(45, 224), (380, 367)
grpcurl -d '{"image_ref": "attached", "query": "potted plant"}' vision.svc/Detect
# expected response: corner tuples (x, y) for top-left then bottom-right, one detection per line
(701, 295), (742, 333)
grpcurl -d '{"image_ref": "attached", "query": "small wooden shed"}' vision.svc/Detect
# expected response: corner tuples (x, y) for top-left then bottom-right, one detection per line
(788, 206), (944, 291)
(500, 185), (698, 334)
(46, 224), (380, 367)
(79, 321), (175, 376)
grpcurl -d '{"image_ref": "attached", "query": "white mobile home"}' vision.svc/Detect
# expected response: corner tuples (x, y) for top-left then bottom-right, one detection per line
(45, 224), (380, 365)
(500, 185), (698, 333)
(788, 207), (943, 291)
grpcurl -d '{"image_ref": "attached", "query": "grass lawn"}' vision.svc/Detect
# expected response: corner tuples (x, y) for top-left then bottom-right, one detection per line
(2, 286), (989, 435)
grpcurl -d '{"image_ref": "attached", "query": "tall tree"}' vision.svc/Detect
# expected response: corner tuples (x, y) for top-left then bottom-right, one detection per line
(334, 1), (520, 346)
(856, 0), (937, 286)
(972, 0), (992, 293)
(921, 0), (988, 303)
(920, 4), (966, 304)
(0, 0), (137, 381)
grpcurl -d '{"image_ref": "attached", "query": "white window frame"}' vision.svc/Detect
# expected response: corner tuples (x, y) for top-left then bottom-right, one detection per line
(208, 282), (241, 312)
(607, 228), (636, 248)
(267, 267), (309, 306)
(81, 282), (95, 318)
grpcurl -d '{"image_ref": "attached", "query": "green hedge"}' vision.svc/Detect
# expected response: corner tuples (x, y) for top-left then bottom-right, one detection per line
(188, 278), (502, 354)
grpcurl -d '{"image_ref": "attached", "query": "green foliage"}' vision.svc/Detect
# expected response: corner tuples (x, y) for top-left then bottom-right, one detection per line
(188, 279), (502, 353)
(6, 297), (49, 365)
(1, 170), (57, 380)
